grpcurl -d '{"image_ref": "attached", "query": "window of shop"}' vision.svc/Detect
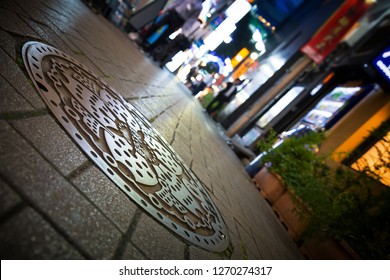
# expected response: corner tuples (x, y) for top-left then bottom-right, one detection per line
(343, 120), (390, 187)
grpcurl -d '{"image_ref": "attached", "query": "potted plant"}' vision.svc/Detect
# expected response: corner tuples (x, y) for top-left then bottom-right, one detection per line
(251, 128), (325, 207)
(253, 129), (390, 259)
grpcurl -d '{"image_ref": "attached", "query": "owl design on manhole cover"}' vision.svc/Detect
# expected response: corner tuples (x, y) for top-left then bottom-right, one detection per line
(22, 41), (229, 252)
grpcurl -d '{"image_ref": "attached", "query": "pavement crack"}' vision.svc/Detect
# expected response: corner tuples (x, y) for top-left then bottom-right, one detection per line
(66, 161), (93, 181)
(0, 109), (49, 121)
(111, 209), (143, 259)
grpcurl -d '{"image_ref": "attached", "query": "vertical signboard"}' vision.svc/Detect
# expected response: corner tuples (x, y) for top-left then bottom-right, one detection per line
(372, 46), (390, 84)
(301, 0), (370, 64)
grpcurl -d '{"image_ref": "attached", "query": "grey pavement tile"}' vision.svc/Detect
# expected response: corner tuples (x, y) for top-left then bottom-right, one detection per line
(189, 245), (221, 260)
(250, 228), (278, 260)
(131, 213), (185, 260)
(0, 177), (22, 217)
(99, 77), (132, 99)
(0, 30), (16, 60)
(171, 141), (192, 167)
(0, 121), (122, 259)
(249, 211), (304, 259)
(191, 162), (213, 192)
(163, 95), (182, 109)
(129, 99), (157, 121)
(120, 242), (148, 260)
(11, 114), (88, 177)
(0, 49), (45, 110)
(21, 16), (81, 56)
(63, 27), (89, 44)
(151, 116), (177, 143)
(219, 212), (240, 241)
(11, 0), (48, 23)
(234, 223), (261, 260)
(0, 8), (37, 38)
(211, 190), (231, 211)
(119, 81), (152, 99)
(0, 206), (84, 259)
(207, 167), (224, 186)
(36, 3), (79, 35)
(0, 0), (30, 17)
(229, 231), (248, 260)
(91, 57), (122, 78)
(68, 39), (110, 74)
(176, 123), (191, 141)
(71, 165), (138, 233)
(190, 145), (207, 166)
(0, 75), (34, 114)
(173, 131), (191, 149)
(138, 97), (168, 117)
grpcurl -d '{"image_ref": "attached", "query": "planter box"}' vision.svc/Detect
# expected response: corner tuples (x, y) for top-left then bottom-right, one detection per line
(272, 191), (308, 241)
(300, 237), (361, 260)
(252, 168), (285, 205)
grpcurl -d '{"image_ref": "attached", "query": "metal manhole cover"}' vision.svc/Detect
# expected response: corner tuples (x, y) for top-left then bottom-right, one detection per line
(22, 41), (229, 252)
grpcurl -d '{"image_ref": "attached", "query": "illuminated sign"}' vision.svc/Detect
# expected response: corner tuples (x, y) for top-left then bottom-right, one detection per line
(372, 46), (390, 83)
(301, 0), (370, 64)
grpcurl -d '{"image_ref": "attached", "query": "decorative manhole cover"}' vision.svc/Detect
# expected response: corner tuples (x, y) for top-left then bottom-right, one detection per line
(22, 41), (229, 252)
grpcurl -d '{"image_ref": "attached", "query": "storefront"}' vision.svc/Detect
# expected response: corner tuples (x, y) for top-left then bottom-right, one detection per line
(238, 6), (390, 153)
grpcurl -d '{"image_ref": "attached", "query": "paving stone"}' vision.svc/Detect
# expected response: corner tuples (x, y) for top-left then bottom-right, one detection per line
(10, 0), (47, 23)
(0, 206), (84, 259)
(0, 49), (45, 110)
(131, 213), (185, 260)
(0, 8), (37, 37)
(175, 132), (190, 148)
(0, 75), (34, 114)
(150, 110), (177, 141)
(0, 121), (122, 259)
(211, 183), (231, 207)
(171, 131), (191, 149)
(128, 99), (157, 121)
(138, 97), (167, 117)
(99, 77), (131, 99)
(36, 3), (79, 35)
(119, 81), (151, 99)
(71, 165), (138, 233)
(21, 16), (81, 56)
(229, 231), (248, 260)
(0, 0), (30, 18)
(189, 245), (221, 260)
(235, 222), (262, 259)
(11, 114), (88, 177)
(250, 227), (277, 260)
(0, 177), (22, 217)
(0, 30), (16, 60)
(120, 242), (148, 260)
(191, 161), (212, 189)
(171, 140), (192, 167)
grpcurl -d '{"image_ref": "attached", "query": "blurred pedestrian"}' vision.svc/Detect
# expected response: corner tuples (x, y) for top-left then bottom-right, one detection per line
(206, 79), (243, 117)
(130, 0), (204, 52)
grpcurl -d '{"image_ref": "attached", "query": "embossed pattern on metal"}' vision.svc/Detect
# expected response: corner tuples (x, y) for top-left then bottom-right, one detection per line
(22, 41), (229, 252)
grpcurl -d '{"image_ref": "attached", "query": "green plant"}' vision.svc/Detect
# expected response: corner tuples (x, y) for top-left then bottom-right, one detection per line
(259, 130), (390, 259)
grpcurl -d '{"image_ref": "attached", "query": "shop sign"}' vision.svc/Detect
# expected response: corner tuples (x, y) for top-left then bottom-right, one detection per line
(301, 0), (370, 64)
(372, 46), (390, 83)
(232, 56), (254, 79)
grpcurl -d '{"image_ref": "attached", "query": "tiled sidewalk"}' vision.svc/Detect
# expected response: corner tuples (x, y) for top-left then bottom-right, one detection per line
(0, 0), (303, 260)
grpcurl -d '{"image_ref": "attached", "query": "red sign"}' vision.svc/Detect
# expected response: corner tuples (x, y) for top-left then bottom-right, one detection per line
(301, 0), (370, 64)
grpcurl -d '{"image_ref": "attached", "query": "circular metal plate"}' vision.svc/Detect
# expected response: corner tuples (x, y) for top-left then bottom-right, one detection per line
(22, 41), (229, 252)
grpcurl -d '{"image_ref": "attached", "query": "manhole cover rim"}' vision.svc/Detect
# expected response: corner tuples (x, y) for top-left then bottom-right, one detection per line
(22, 41), (229, 252)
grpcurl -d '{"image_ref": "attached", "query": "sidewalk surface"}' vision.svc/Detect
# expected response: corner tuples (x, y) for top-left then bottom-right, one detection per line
(0, 0), (303, 260)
